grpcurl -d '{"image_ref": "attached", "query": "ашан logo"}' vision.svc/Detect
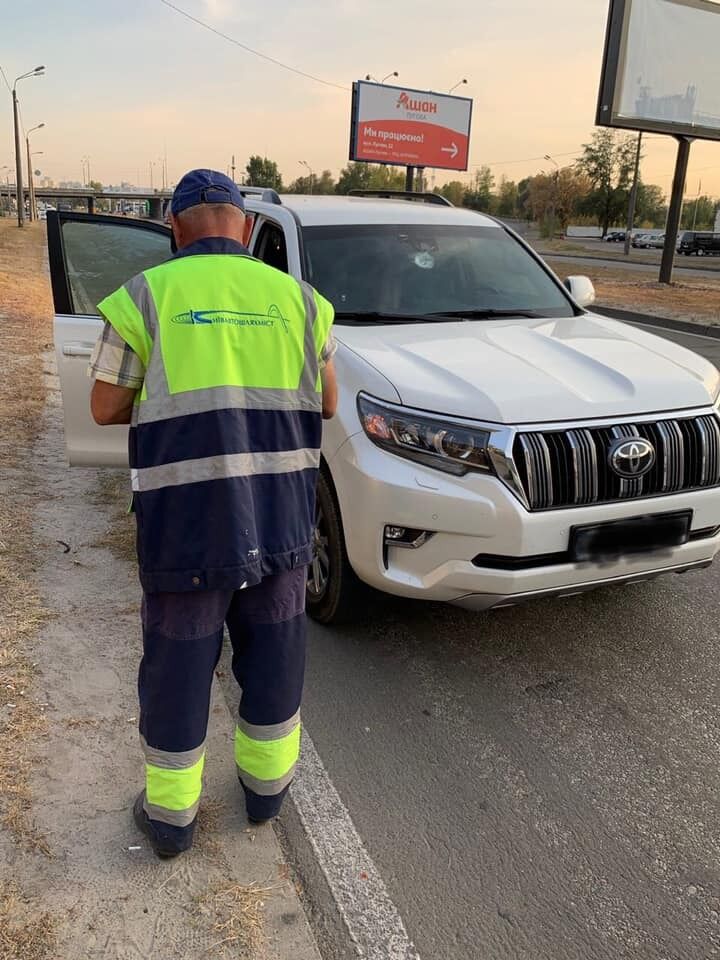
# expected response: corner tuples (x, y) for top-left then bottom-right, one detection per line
(396, 92), (438, 114)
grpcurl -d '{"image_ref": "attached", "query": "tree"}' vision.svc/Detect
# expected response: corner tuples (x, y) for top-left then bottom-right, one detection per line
(313, 170), (336, 195)
(576, 130), (638, 236)
(335, 162), (406, 194)
(245, 156), (283, 191)
(463, 166), (495, 212)
(438, 181), (466, 206)
(635, 183), (666, 228)
(681, 195), (718, 231)
(526, 168), (592, 234)
(496, 177), (519, 218)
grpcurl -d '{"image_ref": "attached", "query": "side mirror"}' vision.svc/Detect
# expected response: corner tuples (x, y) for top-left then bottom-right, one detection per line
(564, 275), (596, 308)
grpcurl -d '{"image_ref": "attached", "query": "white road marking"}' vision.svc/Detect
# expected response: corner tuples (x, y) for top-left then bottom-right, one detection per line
(292, 731), (421, 960)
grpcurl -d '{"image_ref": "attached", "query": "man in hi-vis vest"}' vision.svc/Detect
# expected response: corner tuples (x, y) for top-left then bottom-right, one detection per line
(89, 169), (337, 858)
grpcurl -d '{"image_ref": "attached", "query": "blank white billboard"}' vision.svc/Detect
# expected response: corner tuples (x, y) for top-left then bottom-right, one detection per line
(597, 0), (720, 140)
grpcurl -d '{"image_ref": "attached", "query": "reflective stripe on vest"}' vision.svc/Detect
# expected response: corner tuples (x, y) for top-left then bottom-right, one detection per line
(98, 253), (334, 592)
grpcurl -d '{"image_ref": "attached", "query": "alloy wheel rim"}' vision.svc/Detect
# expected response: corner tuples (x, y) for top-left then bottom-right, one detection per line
(307, 498), (330, 599)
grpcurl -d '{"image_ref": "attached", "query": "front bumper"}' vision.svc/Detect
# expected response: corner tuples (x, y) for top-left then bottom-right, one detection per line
(329, 433), (720, 610)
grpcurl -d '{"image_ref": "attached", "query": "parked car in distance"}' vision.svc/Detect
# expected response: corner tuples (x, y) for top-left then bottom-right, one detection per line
(631, 233), (650, 248)
(678, 232), (720, 256)
(47, 195), (720, 624)
(605, 231), (626, 242)
(644, 234), (666, 249)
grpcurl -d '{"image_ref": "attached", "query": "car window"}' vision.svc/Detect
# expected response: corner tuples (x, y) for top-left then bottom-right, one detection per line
(302, 224), (574, 319)
(62, 220), (170, 314)
(254, 222), (289, 273)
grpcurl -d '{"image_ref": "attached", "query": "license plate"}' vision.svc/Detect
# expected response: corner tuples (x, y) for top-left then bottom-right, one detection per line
(570, 511), (692, 563)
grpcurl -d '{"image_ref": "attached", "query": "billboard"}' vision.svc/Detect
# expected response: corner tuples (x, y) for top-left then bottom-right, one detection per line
(597, 0), (720, 141)
(349, 81), (473, 171)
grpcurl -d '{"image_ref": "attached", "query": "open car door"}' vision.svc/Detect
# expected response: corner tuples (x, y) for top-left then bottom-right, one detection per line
(47, 211), (171, 465)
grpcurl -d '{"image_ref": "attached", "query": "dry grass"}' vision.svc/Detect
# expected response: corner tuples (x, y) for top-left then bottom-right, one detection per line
(0, 881), (57, 960)
(546, 257), (720, 325)
(196, 879), (285, 957)
(0, 220), (53, 853)
(90, 473), (136, 563)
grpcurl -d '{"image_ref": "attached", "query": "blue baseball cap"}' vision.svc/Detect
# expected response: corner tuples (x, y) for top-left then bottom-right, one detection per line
(171, 169), (245, 216)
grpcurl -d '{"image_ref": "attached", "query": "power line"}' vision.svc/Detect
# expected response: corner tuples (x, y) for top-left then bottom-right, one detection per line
(0, 64), (12, 94)
(472, 150), (582, 168)
(157, 0), (348, 92)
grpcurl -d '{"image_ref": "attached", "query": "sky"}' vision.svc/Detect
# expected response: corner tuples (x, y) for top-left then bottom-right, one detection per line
(1, 0), (719, 198)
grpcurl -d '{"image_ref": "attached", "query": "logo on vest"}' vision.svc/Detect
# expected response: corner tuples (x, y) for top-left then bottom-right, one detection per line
(171, 305), (288, 332)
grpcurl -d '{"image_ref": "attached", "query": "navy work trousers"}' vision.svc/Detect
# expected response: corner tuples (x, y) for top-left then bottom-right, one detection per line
(138, 567), (307, 853)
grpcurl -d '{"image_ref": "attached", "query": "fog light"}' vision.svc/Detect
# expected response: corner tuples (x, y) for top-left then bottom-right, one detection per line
(383, 526), (434, 549)
(385, 526), (407, 541)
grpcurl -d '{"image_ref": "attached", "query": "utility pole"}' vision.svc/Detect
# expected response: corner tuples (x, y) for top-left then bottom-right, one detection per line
(231, 154), (236, 183)
(624, 132), (643, 257)
(692, 180), (702, 231)
(11, 66), (44, 227)
(12, 87), (24, 226)
(25, 136), (34, 221)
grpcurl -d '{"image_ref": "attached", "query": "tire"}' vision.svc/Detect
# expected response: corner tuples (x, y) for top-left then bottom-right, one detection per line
(697, 248), (706, 257)
(306, 469), (366, 625)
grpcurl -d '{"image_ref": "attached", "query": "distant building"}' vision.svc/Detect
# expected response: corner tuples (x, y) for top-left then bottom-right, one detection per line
(715, 205), (720, 233)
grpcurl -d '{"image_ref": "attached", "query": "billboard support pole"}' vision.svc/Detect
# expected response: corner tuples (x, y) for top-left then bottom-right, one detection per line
(623, 131), (642, 257)
(659, 136), (691, 285)
(405, 166), (415, 192)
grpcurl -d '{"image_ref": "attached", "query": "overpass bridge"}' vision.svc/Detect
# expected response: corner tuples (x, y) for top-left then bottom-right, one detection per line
(2, 185), (173, 219)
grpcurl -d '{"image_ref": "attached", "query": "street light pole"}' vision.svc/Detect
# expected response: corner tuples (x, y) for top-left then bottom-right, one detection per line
(12, 66), (45, 227)
(299, 160), (314, 194)
(25, 123), (45, 222)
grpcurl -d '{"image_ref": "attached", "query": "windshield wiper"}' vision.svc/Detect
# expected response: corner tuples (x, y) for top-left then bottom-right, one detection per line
(426, 308), (542, 320)
(335, 311), (459, 325)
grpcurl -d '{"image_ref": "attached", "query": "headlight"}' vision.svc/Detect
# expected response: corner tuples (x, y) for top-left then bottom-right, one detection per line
(357, 393), (495, 476)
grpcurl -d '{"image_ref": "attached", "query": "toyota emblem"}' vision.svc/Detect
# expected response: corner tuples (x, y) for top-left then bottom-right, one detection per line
(609, 438), (656, 479)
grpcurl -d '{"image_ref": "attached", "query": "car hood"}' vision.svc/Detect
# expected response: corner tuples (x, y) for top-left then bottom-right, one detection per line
(335, 313), (720, 424)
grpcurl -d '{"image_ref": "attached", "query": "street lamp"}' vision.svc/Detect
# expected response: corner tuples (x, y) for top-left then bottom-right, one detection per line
(12, 65), (45, 227)
(26, 123), (45, 222)
(449, 78), (468, 94)
(365, 71), (399, 84)
(299, 160), (314, 194)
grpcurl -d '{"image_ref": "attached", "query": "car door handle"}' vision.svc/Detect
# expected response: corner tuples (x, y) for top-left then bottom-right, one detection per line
(62, 342), (94, 358)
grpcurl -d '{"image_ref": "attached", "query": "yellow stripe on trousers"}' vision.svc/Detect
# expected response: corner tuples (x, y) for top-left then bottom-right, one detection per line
(146, 754), (205, 811)
(234, 724), (301, 783)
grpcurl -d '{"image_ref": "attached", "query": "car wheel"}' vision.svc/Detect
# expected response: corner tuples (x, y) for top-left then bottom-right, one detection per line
(306, 469), (366, 625)
(697, 249), (706, 257)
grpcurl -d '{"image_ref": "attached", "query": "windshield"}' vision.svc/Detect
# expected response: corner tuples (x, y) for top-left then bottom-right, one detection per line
(302, 224), (575, 322)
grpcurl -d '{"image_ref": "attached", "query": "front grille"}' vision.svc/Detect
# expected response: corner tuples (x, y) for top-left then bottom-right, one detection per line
(513, 414), (720, 510)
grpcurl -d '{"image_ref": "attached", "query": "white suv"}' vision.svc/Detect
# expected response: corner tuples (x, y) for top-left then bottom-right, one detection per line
(48, 193), (720, 624)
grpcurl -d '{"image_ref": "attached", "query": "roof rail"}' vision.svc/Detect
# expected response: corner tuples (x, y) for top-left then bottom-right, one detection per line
(237, 186), (282, 205)
(347, 190), (452, 207)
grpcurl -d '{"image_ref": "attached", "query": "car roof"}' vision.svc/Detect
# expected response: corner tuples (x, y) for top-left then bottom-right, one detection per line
(247, 194), (501, 229)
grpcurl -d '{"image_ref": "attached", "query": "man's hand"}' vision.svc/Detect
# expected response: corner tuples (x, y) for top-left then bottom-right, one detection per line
(321, 360), (337, 420)
(90, 380), (137, 425)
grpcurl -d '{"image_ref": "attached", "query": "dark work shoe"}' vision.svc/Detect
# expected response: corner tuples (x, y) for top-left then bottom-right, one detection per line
(133, 792), (187, 859)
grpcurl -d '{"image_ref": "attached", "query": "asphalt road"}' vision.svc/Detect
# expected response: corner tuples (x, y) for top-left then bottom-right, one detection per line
(543, 253), (720, 280)
(283, 320), (720, 960)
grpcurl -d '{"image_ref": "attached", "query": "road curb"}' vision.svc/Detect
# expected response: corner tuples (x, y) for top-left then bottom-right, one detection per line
(594, 305), (720, 339)
(538, 249), (720, 274)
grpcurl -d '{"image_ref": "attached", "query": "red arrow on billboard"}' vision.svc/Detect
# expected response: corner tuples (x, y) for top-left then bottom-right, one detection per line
(441, 142), (459, 160)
